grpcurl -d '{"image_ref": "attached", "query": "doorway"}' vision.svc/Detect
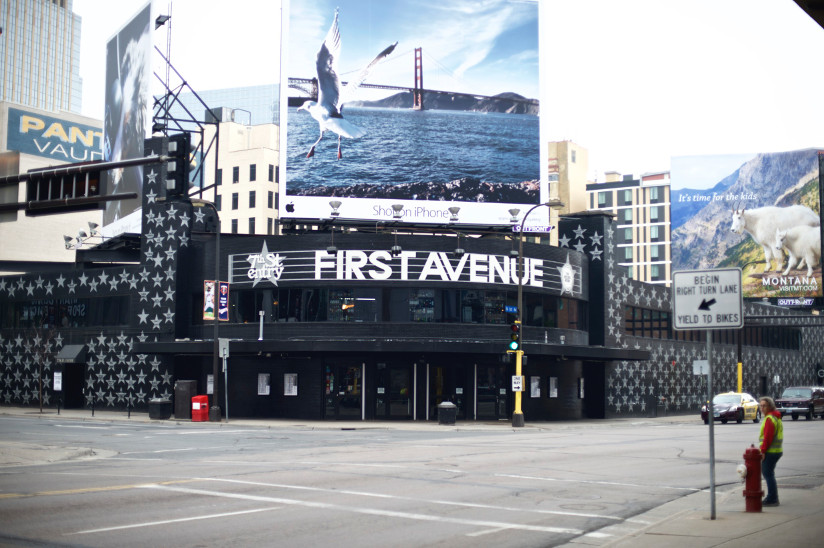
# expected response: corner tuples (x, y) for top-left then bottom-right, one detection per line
(375, 363), (413, 420)
(477, 363), (509, 420)
(429, 364), (468, 420)
(324, 364), (363, 419)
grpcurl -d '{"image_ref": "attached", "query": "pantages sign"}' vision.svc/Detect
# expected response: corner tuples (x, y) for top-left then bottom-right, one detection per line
(229, 244), (581, 297)
(6, 107), (104, 162)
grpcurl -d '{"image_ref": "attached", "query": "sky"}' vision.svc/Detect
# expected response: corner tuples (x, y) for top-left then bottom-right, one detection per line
(285, 0), (539, 100)
(73, 0), (824, 182)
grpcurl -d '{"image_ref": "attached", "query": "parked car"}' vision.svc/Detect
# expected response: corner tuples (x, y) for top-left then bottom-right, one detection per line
(775, 386), (824, 420)
(701, 392), (760, 424)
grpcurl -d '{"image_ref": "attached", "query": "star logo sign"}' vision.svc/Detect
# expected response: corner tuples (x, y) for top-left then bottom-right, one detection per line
(557, 254), (576, 296)
(247, 241), (284, 287)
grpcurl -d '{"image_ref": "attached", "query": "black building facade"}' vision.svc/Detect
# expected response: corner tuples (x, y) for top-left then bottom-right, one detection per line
(2, 144), (823, 420)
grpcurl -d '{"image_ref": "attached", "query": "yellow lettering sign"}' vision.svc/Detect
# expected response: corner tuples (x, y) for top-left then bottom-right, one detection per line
(20, 115), (45, 134)
(42, 123), (70, 142)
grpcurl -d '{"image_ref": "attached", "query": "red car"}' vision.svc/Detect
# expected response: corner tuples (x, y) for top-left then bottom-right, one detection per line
(775, 386), (824, 420)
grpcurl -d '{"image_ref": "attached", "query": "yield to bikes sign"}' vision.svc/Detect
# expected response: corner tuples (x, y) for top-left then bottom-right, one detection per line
(672, 268), (743, 330)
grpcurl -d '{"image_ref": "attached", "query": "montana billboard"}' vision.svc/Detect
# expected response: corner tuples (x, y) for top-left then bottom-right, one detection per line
(280, 0), (542, 226)
(102, 2), (152, 234)
(670, 149), (822, 300)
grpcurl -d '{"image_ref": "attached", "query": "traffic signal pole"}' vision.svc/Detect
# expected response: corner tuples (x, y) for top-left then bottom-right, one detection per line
(512, 349), (525, 426)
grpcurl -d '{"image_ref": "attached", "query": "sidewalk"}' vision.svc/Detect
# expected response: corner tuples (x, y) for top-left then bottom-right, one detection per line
(3, 406), (823, 547)
(590, 482), (824, 548)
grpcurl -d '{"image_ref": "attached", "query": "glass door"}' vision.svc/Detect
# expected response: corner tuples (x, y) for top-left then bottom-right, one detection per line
(375, 363), (412, 420)
(324, 364), (362, 419)
(477, 364), (508, 420)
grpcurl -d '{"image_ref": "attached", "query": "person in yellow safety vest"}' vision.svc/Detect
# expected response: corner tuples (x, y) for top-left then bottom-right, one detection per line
(758, 396), (783, 507)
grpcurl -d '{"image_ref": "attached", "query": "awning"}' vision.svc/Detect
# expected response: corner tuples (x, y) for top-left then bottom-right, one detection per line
(55, 344), (86, 364)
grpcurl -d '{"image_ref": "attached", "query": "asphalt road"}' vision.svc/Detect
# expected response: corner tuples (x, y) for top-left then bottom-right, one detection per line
(1, 415), (823, 547)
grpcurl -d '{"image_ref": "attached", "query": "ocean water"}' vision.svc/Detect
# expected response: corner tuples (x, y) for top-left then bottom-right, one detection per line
(286, 106), (539, 192)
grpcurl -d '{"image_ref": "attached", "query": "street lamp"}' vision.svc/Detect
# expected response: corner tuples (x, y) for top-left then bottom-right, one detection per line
(192, 199), (222, 422)
(512, 199), (562, 427)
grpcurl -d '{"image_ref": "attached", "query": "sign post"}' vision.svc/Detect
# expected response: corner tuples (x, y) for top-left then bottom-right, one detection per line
(673, 268), (743, 521)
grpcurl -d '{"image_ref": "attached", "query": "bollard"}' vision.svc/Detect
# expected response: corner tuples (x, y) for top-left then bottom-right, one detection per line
(742, 444), (763, 512)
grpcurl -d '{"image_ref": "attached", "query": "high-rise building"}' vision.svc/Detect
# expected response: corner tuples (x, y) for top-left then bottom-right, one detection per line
(1, 0), (83, 113)
(586, 171), (672, 285)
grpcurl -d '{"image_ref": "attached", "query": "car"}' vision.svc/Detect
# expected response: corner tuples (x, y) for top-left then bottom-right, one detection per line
(701, 391), (761, 424)
(775, 386), (824, 420)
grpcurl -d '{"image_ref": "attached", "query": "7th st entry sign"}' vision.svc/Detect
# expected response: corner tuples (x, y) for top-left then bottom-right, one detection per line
(672, 268), (743, 330)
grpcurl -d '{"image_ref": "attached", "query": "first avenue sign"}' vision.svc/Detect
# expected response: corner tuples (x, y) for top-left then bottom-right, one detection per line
(229, 245), (581, 296)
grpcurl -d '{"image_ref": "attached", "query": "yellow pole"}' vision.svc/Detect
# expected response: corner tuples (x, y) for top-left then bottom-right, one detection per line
(737, 362), (742, 393)
(513, 350), (524, 426)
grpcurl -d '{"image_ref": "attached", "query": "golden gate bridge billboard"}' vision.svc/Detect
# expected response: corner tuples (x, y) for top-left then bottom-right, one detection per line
(280, 0), (542, 226)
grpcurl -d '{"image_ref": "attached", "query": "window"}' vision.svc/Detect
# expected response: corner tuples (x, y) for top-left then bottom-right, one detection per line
(650, 245), (659, 260)
(619, 189), (633, 206)
(267, 191), (273, 208)
(597, 192), (612, 208)
(267, 218), (273, 235)
(231, 219), (238, 233)
(651, 264), (661, 280)
(571, 149), (576, 163)
(650, 186), (660, 202)
(232, 166), (239, 183)
(268, 164), (274, 182)
(216, 169), (223, 186)
(232, 193), (239, 210)
(249, 190), (256, 208)
(650, 225), (660, 241)
(624, 247), (633, 260)
(622, 208), (632, 222)
(249, 217), (255, 234)
(216, 195), (222, 211)
(650, 206), (660, 222)
(624, 227), (632, 242)
(250, 164), (257, 182)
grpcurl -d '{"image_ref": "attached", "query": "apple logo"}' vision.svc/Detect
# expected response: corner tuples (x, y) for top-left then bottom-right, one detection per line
(285, 202), (295, 213)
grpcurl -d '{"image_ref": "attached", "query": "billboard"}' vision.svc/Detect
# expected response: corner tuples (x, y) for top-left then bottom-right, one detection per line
(6, 107), (103, 163)
(102, 2), (152, 234)
(670, 149), (822, 299)
(280, 0), (541, 227)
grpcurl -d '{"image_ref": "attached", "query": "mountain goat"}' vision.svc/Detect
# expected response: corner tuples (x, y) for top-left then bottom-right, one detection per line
(730, 205), (820, 272)
(774, 225), (821, 277)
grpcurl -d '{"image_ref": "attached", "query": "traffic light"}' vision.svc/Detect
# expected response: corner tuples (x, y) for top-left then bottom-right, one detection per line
(508, 321), (521, 351)
(165, 132), (191, 197)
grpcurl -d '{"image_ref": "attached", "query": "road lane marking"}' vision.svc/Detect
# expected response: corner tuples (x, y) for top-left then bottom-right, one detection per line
(139, 484), (583, 536)
(496, 473), (704, 492)
(201, 476), (628, 521)
(69, 507), (280, 535)
(0, 479), (196, 500)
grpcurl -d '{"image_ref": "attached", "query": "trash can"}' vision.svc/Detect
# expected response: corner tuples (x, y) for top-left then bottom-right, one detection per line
(148, 398), (172, 420)
(191, 395), (210, 422)
(174, 380), (197, 419)
(438, 401), (457, 425)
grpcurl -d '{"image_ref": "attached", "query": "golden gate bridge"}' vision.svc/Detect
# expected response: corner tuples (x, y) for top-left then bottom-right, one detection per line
(287, 47), (538, 111)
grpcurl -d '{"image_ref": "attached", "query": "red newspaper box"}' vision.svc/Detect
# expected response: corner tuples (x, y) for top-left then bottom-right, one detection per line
(191, 395), (209, 422)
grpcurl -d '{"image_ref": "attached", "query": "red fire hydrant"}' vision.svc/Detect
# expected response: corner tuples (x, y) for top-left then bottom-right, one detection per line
(743, 444), (763, 512)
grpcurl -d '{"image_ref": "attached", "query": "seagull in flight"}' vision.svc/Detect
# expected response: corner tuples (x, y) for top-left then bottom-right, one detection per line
(298, 10), (397, 159)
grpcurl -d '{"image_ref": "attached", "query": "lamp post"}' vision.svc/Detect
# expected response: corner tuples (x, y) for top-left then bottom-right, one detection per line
(193, 199), (221, 422)
(512, 200), (562, 427)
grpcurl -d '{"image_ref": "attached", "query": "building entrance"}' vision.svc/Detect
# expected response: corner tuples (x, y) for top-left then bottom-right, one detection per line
(477, 363), (509, 420)
(429, 364), (468, 420)
(375, 363), (413, 420)
(324, 364), (363, 419)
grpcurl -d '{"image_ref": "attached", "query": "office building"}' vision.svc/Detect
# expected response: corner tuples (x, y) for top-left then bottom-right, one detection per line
(0, 0), (83, 114)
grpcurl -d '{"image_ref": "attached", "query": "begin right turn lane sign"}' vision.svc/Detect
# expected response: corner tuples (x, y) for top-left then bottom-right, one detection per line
(672, 268), (743, 331)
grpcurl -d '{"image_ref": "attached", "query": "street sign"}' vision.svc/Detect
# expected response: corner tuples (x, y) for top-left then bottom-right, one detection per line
(511, 375), (524, 392)
(672, 268), (743, 330)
